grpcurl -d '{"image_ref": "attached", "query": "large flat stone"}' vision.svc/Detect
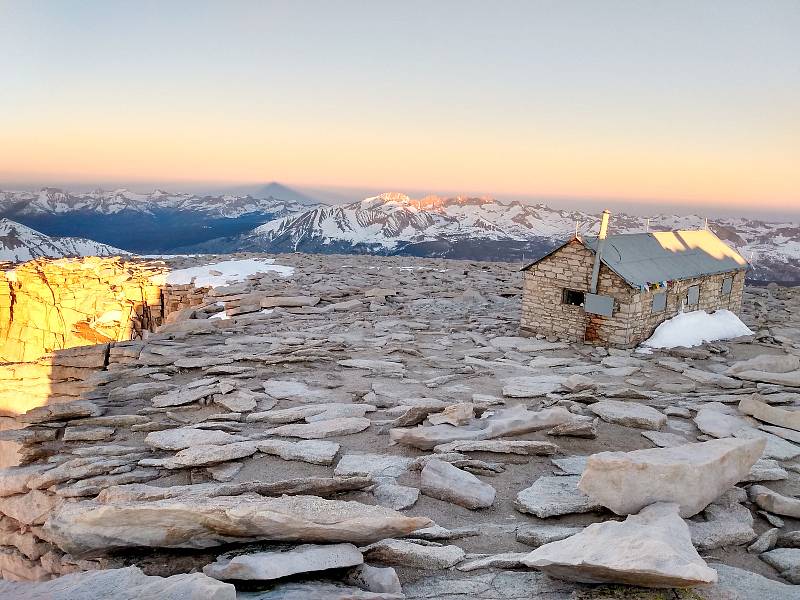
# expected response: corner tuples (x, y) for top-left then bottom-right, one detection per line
(0, 565), (235, 599)
(360, 539), (465, 569)
(749, 485), (800, 519)
(587, 400), (666, 430)
(578, 437), (766, 517)
(144, 427), (247, 451)
(43, 494), (432, 556)
(739, 396), (800, 433)
(514, 475), (601, 518)
(420, 459), (495, 509)
(522, 502), (717, 587)
(269, 417), (371, 439)
(203, 543), (363, 580)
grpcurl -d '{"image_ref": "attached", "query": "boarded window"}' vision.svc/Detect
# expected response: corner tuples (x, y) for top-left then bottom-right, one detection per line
(652, 291), (667, 312)
(721, 277), (733, 295)
(562, 289), (585, 307)
(687, 285), (700, 306)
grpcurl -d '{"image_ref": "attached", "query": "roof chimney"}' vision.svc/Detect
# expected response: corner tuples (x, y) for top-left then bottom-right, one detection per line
(589, 210), (611, 294)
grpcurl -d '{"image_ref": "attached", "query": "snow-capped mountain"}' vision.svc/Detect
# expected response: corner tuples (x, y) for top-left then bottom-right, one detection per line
(0, 219), (125, 263)
(202, 193), (800, 282)
(0, 188), (313, 252)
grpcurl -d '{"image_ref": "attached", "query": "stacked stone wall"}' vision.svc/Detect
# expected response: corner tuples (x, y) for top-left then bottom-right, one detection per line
(520, 239), (634, 345)
(520, 239), (747, 347)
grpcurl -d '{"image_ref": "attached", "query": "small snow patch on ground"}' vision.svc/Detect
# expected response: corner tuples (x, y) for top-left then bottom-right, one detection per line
(641, 309), (753, 349)
(153, 259), (294, 288)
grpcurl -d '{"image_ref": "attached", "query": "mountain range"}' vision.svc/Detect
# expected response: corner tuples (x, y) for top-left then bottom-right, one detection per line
(0, 218), (123, 263)
(1, 188), (798, 283)
(0, 188), (309, 252)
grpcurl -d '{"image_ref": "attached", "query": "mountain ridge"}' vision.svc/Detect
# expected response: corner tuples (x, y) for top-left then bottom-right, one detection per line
(0, 218), (124, 263)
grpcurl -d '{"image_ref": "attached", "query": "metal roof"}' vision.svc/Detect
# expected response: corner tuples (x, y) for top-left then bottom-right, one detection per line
(580, 229), (748, 288)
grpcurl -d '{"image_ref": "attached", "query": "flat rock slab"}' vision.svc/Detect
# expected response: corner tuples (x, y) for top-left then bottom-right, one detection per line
(257, 440), (340, 466)
(514, 475), (601, 518)
(20, 401), (103, 423)
(43, 494), (432, 555)
(0, 565), (235, 600)
(516, 524), (584, 547)
(739, 396), (800, 432)
(270, 417), (371, 439)
(151, 441), (259, 469)
(587, 400), (666, 430)
(433, 440), (558, 455)
(749, 485), (800, 519)
(361, 539), (465, 569)
(145, 427), (247, 451)
(334, 454), (414, 479)
(203, 543), (363, 581)
(502, 375), (565, 398)
(420, 459), (495, 509)
(522, 502), (717, 587)
(760, 549), (800, 584)
(338, 359), (405, 374)
(390, 406), (579, 450)
(705, 563), (800, 599)
(578, 437), (766, 517)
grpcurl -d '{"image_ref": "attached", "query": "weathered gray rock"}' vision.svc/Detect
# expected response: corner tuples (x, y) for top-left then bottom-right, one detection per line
(521, 502), (717, 587)
(203, 543), (363, 580)
(516, 524), (584, 547)
(43, 494), (432, 555)
(390, 406), (579, 450)
(682, 367), (742, 389)
(373, 482), (419, 510)
(344, 564), (402, 595)
(338, 359), (405, 374)
(334, 454), (414, 479)
(749, 485), (800, 519)
(587, 400), (666, 430)
(502, 375), (565, 398)
(760, 548), (800, 583)
(578, 437), (766, 517)
(270, 417), (371, 439)
(0, 489), (58, 525)
(420, 459), (495, 509)
(150, 442), (258, 469)
(727, 354), (800, 375)
(20, 401), (103, 424)
(734, 369), (800, 387)
(433, 440), (558, 456)
(257, 440), (340, 466)
(748, 528), (779, 554)
(456, 552), (528, 571)
(641, 431), (690, 447)
(0, 566), (236, 599)
(261, 296), (320, 308)
(514, 475), (601, 518)
(144, 427), (246, 451)
(689, 488), (756, 551)
(238, 581), (401, 599)
(361, 539), (465, 569)
(739, 396), (800, 432)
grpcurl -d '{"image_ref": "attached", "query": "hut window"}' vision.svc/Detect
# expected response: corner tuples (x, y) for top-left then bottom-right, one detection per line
(687, 285), (700, 306)
(652, 291), (667, 312)
(562, 289), (585, 307)
(721, 277), (733, 295)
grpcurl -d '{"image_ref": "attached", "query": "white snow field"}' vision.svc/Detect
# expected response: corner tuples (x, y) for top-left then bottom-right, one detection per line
(153, 258), (294, 288)
(641, 309), (753, 349)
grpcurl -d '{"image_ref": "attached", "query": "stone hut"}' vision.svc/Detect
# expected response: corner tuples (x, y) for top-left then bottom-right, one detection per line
(520, 224), (748, 348)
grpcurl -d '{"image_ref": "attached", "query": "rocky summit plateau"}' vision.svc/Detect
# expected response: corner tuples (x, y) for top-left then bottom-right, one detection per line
(0, 251), (799, 599)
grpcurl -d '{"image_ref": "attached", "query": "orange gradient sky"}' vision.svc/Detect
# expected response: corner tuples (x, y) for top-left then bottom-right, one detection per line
(1, 1), (798, 214)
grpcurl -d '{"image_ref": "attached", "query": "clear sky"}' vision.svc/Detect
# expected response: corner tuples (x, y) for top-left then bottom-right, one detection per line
(1, 1), (798, 216)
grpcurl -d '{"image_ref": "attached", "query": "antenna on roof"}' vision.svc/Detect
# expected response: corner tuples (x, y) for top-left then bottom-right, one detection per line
(645, 218), (650, 233)
(574, 220), (579, 238)
(704, 217), (709, 230)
